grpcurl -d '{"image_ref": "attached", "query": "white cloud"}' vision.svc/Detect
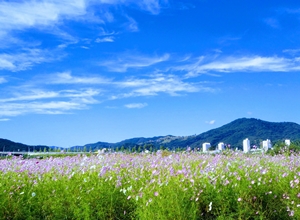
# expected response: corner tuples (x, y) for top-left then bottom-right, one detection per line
(0, 0), (167, 40)
(205, 120), (215, 125)
(0, 88), (100, 117)
(0, 77), (7, 84)
(99, 53), (170, 72)
(0, 0), (168, 71)
(0, 1), (88, 32)
(48, 71), (111, 84)
(0, 88), (99, 102)
(0, 118), (10, 122)
(264, 18), (280, 29)
(0, 48), (62, 71)
(124, 16), (139, 32)
(112, 74), (214, 98)
(124, 103), (148, 109)
(95, 36), (114, 43)
(283, 49), (300, 56)
(0, 101), (83, 116)
(98, 0), (168, 15)
(174, 55), (300, 78)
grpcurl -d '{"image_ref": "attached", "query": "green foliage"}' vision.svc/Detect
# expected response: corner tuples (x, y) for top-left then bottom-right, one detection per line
(0, 172), (136, 219)
(268, 141), (300, 156)
(1, 153), (300, 219)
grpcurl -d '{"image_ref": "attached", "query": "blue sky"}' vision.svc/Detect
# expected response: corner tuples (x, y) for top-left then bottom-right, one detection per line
(1, 0), (300, 147)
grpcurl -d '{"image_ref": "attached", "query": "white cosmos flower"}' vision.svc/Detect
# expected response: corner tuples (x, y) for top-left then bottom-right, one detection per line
(208, 202), (212, 211)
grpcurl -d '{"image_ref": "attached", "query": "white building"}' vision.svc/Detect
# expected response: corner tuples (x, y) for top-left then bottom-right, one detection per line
(285, 139), (291, 146)
(202, 142), (211, 152)
(218, 142), (225, 151)
(243, 138), (250, 153)
(262, 139), (272, 152)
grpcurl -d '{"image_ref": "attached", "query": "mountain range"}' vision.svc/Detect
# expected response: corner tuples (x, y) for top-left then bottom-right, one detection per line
(72, 118), (300, 151)
(1, 118), (300, 152)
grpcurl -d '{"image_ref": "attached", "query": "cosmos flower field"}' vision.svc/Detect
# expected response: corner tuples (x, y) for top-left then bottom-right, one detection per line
(0, 151), (300, 219)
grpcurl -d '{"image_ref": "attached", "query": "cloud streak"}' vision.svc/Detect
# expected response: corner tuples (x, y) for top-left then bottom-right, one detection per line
(95, 37), (115, 43)
(124, 103), (148, 109)
(0, 0), (168, 72)
(0, 48), (63, 71)
(48, 71), (111, 84)
(0, 69), (211, 118)
(0, 1), (88, 32)
(205, 120), (216, 125)
(112, 74), (212, 98)
(174, 55), (300, 77)
(0, 0), (167, 39)
(98, 53), (170, 72)
(0, 77), (7, 84)
(0, 87), (100, 117)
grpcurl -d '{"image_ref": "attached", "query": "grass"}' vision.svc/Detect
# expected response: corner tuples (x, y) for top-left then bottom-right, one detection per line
(0, 151), (299, 219)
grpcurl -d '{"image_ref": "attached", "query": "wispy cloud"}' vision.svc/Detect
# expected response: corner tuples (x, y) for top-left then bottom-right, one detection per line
(0, 77), (7, 84)
(95, 36), (115, 43)
(0, 101), (84, 117)
(137, 0), (168, 14)
(174, 55), (300, 77)
(0, 88), (100, 117)
(113, 74), (211, 98)
(98, 53), (170, 72)
(264, 18), (280, 29)
(0, 48), (62, 71)
(0, 88), (99, 102)
(47, 71), (111, 84)
(0, 0), (167, 71)
(0, 1), (88, 30)
(46, 71), (211, 98)
(205, 120), (215, 125)
(0, 65), (215, 117)
(283, 49), (300, 56)
(0, 118), (10, 122)
(122, 15), (139, 32)
(0, 0), (167, 40)
(218, 35), (242, 45)
(124, 103), (148, 109)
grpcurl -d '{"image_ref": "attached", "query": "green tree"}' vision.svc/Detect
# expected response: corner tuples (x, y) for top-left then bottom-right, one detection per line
(132, 146), (136, 152)
(160, 145), (165, 151)
(120, 146), (125, 152)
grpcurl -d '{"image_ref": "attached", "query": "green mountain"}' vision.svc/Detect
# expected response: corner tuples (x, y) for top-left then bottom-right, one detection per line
(0, 138), (50, 152)
(79, 118), (300, 151)
(166, 118), (300, 149)
(2, 118), (300, 152)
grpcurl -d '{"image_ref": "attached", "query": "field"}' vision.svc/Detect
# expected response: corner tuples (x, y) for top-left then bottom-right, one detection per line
(0, 150), (299, 219)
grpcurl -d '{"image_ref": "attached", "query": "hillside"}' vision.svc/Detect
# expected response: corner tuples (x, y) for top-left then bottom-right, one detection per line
(2, 118), (300, 152)
(166, 118), (300, 149)
(0, 138), (50, 152)
(79, 118), (300, 151)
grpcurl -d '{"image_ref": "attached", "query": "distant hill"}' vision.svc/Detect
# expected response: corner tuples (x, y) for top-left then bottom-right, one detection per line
(77, 118), (300, 151)
(2, 118), (300, 152)
(167, 118), (300, 149)
(0, 138), (50, 152)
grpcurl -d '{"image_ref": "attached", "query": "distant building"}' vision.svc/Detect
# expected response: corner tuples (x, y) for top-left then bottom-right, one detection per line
(218, 142), (225, 151)
(285, 139), (291, 146)
(243, 138), (250, 153)
(262, 139), (272, 152)
(202, 143), (211, 152)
